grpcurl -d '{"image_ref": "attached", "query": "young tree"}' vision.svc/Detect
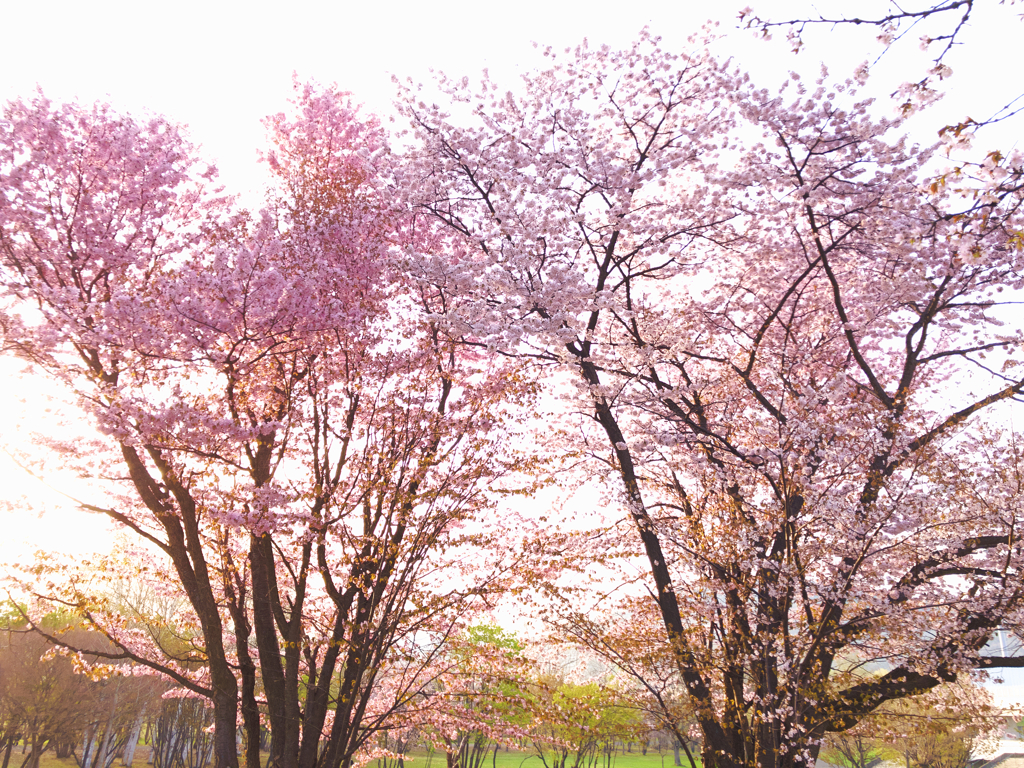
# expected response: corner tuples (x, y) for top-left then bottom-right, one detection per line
(0, 629), (95, 768)
(0, 609), (164, 768)
(859, 682), (999, 768)
(545, 597), (700, 768)
(0, 85), (531, 768)
(529, 680), (643, 768)
(409, 625), (535, 768)
(398, 30), (1024, 768)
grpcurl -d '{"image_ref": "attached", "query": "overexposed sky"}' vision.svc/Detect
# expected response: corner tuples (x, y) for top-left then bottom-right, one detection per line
(1, 0), (1020, 201)
(0, 0), (1021, 553)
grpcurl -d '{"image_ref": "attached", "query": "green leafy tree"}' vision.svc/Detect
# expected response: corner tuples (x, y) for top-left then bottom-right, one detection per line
(530, 681), (643, 768)
(420, 626), (534, 768)
(823, 682), (999, 768)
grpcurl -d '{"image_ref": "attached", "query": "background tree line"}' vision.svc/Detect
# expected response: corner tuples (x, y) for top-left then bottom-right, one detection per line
(0, 604), (229, 768)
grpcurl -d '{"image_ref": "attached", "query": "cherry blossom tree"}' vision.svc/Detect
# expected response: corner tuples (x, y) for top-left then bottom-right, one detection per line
(741, 1), (981, 73)
(397, 30), (1024, 768)
(403, 625), (535, 768)
(741, 1), (1024, 204)
(0, 85), (532, 768)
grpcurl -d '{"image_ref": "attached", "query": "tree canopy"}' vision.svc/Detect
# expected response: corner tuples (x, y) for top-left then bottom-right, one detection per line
(398, 27), (1024, 768)
(0, 85), (534, 768)
(2, 18), (1024, 768)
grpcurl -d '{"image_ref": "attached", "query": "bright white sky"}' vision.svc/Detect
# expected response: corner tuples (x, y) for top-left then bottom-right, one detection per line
(0, 0), (1019, 203)
(0, 0), (1020, 562)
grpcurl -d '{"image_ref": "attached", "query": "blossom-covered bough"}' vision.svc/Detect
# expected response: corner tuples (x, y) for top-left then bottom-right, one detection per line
(397, 30), (1024, 768)
(0, 86), (535, 768)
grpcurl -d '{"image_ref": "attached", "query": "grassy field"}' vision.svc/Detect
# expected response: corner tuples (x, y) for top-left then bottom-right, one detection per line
(10, 749), (154, 768)
(14, 754), (93, 768)
(14, 753), (79, 768)
(15, 746), (699, 768)
(397, 749), (698, 768)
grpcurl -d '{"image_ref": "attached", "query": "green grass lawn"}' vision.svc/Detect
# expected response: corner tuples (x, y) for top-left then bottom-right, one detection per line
(15, 745), (700, 768)
(15, 754), (91, 768)
(13, 753), (79, 768)
(396, 749), (699, 768)
(9, 748), (153, 768)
